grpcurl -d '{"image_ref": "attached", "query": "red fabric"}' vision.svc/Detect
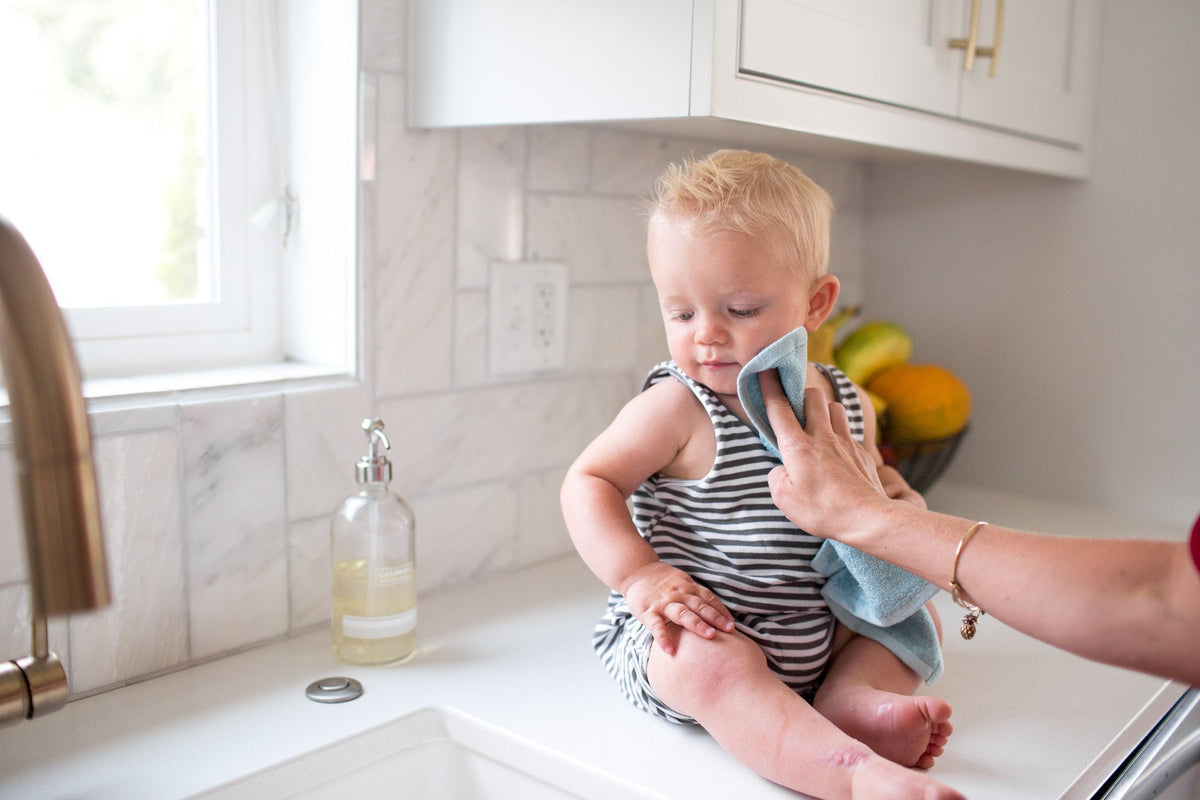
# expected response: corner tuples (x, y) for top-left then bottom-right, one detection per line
(1191, 514), (1200, 574)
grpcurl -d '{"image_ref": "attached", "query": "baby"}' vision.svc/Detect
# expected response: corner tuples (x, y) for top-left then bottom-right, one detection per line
(561, 150), (958, 799)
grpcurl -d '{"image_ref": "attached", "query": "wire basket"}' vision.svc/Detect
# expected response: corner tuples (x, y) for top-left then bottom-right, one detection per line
(880, 426), (968, 493)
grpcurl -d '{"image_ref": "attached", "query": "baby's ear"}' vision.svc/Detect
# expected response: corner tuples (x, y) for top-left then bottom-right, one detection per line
(804, 274), (840, 330)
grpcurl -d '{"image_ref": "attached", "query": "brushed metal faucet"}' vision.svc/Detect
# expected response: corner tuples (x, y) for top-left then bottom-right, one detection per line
(0, 216), (109, 727)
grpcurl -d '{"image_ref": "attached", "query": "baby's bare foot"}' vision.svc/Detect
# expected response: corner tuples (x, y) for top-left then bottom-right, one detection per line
(817, 688), (954, 769)
(849, 754), (964, 799)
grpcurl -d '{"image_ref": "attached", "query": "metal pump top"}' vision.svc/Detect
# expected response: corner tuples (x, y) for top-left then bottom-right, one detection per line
(356, 418), (392, 485)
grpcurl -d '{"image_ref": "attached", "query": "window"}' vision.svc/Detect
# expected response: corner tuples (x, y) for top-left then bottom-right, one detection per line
(0, 0), (357, 392)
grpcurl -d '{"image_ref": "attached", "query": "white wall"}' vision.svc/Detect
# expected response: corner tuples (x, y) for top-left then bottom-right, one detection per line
(865, 0), (1200, 527)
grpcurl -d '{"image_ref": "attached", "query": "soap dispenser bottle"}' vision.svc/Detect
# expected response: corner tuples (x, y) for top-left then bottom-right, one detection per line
(331, 418), (417, 665)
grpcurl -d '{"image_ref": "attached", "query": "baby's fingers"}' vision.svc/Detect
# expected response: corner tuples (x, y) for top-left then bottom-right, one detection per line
(694, 591), (736, 633)
(668, 597), (733, 639)
(666, 601), (714, 639)
(643, 610), (679, 656)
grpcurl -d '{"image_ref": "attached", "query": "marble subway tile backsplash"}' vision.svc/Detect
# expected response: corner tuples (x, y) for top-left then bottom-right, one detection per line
(180, 396), (289, 660)
(0, 0), (869, 700)
(68, 429), (188, 693)
(370, 77), (457, 400)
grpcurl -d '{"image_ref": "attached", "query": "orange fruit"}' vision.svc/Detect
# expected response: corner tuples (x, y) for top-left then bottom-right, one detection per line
(867, 364), (971, 442)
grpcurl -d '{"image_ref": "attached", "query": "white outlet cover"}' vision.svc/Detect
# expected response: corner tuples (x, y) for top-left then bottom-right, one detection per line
(487, 261), (568, 376)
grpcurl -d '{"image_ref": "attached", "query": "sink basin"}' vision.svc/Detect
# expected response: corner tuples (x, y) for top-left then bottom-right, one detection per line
(193, 706), (664, 799)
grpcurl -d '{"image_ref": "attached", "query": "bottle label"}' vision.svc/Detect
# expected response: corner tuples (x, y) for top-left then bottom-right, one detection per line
(376, 563), (413, 585)
(342, 607), (417, 639)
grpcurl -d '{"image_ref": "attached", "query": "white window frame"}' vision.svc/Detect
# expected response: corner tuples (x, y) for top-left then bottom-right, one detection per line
(56, 0), (359, 393)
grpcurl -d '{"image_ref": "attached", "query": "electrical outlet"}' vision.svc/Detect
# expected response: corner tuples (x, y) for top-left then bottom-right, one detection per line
(488, 261), (568, 376)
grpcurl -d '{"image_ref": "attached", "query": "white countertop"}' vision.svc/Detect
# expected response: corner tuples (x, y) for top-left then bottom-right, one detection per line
(0, 484), (1187, 799)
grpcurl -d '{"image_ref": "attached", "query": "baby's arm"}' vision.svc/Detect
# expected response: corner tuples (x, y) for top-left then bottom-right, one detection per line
(561, 380), (734, 655)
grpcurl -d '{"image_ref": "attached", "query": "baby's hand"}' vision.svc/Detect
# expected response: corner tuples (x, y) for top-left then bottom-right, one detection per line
(879, 465), (928, 510)
(888, 483), (928, 509)
(622, 562), (735, 656)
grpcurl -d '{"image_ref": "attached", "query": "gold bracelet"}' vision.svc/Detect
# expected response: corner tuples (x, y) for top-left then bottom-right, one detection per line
(949, 521), (988, 640)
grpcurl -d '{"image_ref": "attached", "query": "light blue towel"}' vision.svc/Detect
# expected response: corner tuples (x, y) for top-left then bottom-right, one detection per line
(737, 327), (810, 454)
(736, 327), (942, 682)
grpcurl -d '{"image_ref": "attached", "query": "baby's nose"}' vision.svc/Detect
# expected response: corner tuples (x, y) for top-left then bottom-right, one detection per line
(695, 316), (728, 344)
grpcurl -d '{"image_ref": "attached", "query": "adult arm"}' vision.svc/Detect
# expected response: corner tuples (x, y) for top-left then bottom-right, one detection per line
(760, 372), (1200, 686)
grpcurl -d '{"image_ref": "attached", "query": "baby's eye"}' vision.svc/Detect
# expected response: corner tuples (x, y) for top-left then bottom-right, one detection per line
(671, 310), (694, 322)
(729, 307), (760, 318)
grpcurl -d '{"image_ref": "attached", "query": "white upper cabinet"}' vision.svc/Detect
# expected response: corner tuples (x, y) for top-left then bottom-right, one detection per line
(408, 1), (696, 126)
(738, 1), (964, 120)
(409, 0), (1103, 177)
(740, 0), (1099, 146)
(957, 1), (1097, 145)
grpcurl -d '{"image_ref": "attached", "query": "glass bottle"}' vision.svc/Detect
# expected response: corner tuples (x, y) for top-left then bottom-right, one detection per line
(330, 418), (417, 665)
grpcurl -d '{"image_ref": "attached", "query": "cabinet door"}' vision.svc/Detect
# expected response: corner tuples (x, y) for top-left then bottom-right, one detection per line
(957, 0), (1100, 145)
(739, 0), (963, 117)
(409, 0), (694, 127)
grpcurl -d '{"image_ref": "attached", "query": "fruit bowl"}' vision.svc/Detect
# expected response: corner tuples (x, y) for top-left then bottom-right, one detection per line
(880, 427), (968, 493)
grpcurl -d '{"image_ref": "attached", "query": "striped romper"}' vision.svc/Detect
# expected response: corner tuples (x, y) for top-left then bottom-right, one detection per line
(592, 360), (864, 724)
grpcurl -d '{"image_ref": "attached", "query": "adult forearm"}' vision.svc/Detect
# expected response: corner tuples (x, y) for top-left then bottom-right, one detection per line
(852, 502), (1200, 684)
(762, 377), (1200, 684)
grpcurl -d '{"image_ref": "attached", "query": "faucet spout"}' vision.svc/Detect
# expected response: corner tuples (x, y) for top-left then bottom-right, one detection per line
(0, 216), (109, 726)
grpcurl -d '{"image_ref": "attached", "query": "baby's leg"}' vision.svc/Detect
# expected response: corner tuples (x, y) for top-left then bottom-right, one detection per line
(814, 626), (953, 770)
(647, 629), (962, 800)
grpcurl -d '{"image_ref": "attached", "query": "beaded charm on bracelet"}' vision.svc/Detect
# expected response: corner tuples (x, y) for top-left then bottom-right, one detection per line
(949, 521), (989, 639)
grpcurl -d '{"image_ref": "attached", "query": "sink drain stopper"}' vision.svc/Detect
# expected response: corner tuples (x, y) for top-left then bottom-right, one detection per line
(305, 676), (364, 703)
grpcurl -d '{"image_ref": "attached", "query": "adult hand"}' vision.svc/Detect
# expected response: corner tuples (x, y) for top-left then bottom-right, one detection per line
(759, 370), (890, 541)
(761, 373), (1200, 687)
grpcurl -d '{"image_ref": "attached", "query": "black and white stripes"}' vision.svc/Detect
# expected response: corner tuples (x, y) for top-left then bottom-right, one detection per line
(592, 361), (864, 723)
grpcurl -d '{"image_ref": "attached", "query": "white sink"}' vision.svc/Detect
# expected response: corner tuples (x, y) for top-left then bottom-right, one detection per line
(192, 706), (664, 799)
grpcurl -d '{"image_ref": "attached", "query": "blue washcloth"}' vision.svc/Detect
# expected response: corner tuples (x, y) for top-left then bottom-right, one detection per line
(828, 602), (944, 683)
(737, 327), (809, 456)
(735, 327), (942, 682)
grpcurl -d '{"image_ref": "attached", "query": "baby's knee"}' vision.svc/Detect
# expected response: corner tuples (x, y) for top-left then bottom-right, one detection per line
(926, 602), (944, 642)
(650, 630), (765, 708)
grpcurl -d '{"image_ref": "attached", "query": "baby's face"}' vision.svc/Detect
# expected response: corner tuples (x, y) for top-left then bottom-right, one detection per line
(649, 218), (813, 400)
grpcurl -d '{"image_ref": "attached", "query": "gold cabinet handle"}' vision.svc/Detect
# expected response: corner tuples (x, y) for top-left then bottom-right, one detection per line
(983, 0), (1004, 77)
(948, 0), (1004, 77)
(948, 0), (982, 72)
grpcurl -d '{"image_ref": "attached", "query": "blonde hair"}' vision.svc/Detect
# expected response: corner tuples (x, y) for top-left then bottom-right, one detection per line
(647, 149), (833, 280)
